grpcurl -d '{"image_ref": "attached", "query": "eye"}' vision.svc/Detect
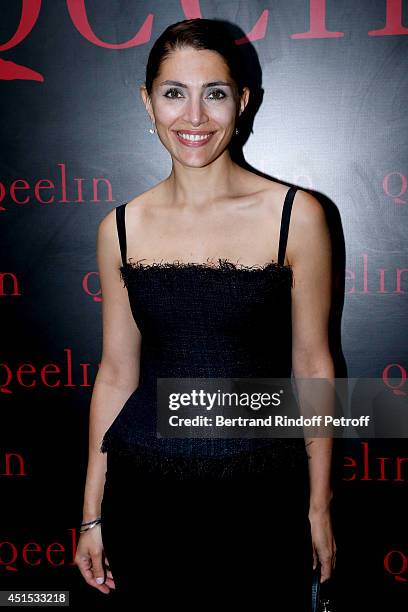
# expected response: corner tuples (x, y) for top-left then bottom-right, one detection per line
(163, 87), (227, 100)
(163, 88), (184, 99)
(207, 89), (227, 100)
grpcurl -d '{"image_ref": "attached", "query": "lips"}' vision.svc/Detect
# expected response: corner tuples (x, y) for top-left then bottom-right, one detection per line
(174, 130), (215, 147)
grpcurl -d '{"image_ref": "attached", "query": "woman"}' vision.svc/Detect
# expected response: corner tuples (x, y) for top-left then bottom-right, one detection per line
(75, 18), (336, 608)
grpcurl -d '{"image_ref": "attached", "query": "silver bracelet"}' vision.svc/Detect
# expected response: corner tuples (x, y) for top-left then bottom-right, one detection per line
(79, 517), (101, 533)
(81, 517), (101, 526)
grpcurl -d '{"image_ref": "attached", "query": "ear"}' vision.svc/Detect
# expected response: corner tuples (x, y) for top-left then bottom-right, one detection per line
(239, 86), (250, 116)
(140, 83), (155, 123)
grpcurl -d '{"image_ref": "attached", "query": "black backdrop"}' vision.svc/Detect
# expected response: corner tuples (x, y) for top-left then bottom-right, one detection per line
(1, 1), (407, 609)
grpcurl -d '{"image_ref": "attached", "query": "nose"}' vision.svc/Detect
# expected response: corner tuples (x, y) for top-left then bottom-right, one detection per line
(184, 94), (209, 127)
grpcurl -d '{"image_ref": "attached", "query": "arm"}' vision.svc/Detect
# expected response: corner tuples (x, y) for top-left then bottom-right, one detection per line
(288, 189), (336, 581)
(83, 208), (142, 520)
(76, 208), (142, 593)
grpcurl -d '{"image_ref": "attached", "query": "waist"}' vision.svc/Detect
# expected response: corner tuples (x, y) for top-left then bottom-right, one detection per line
(105, 439), (309, 485)
(137, 347), (291, 380)
(107, 436), (307, 463)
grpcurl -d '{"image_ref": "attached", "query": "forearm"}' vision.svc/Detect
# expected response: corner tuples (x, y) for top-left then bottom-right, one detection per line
(82, 374), (137, 521)
(293, 359), (335, 512)
(305, 436), (333, 512)
(82, 447), (107, 522)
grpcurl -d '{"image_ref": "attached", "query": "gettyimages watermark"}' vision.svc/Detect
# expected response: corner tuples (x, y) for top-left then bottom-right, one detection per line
(156, 377), (408, 439)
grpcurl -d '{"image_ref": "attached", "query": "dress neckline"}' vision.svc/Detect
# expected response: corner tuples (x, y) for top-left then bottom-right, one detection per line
(120, 257), (293, 273)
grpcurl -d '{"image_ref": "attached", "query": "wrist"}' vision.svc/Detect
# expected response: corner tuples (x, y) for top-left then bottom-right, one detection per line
(79, 516), (102, 534)
(82, 508), (101, 523)
(309, 491), (333, 514)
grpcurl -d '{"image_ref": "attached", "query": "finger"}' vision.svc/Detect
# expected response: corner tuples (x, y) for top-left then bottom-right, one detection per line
(330, 542), (337, 571)
(104, 555), (114, 581)
(104, 577), (116, 589)
(76, 556), (111, 594)
(76, 556), (97, 587)
(320, 559), (332, 583)
(312, 546), (318, 570)
(101, 554), (115, 589)
(91, 553), (106, 586)
(77, 557), (93, 585)
(104, 562), (114, 582)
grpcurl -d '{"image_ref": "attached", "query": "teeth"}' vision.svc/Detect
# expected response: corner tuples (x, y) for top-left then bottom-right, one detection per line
(177, 132), (212, 141)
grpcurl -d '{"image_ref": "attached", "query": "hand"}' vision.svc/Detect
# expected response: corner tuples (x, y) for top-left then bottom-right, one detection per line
(308, 508), (337, 583)
(74, 525), (116, 594)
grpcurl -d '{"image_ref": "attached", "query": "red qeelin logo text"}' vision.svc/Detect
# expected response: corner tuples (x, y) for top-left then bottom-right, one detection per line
(384, 550), (408, 583)
(1, 0), (408, 82)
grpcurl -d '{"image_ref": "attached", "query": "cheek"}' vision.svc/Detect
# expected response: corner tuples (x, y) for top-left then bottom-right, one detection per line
(155, 104), (181, 125)
(205, 100), (237, 125)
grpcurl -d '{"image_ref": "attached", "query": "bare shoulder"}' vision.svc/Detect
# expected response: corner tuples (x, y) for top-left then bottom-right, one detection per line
(96, 183), (167, 250)
(97, 205), (117, 247)
(257, 179), (322, 220)
(288, 188), (328, 242)
(290, 188), (326, 225)
(286, 189), (330, 266)
(95, 186), (158, 261)
(251, 180), (328, 265)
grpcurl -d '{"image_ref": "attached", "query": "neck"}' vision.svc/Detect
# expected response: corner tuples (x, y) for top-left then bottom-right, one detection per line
(165, 149), (240, 209)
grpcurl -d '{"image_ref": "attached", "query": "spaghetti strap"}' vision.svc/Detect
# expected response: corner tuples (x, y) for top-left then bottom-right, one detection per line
(116, 202), (128, 267)
(278, 186), (297, 266)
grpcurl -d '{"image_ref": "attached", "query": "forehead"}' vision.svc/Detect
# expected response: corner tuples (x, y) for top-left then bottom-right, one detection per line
(157, 47), (230, 81)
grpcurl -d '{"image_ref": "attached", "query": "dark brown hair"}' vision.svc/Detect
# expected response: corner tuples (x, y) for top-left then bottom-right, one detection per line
(145, 18), (249, 102)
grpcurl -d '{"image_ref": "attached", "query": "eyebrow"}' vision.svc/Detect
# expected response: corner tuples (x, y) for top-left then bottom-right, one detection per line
(159, 80), (232, 88)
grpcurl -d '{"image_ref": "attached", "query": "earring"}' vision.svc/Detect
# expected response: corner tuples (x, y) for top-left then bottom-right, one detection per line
(235, 127), (239, 135)
(149, 124), (156, 134)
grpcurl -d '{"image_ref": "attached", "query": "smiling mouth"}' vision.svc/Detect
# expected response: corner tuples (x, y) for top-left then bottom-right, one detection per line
(175, 131), (215, 146)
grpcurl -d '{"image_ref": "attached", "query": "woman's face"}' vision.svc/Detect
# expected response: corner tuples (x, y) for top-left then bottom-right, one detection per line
(141, 46), (249, 167)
